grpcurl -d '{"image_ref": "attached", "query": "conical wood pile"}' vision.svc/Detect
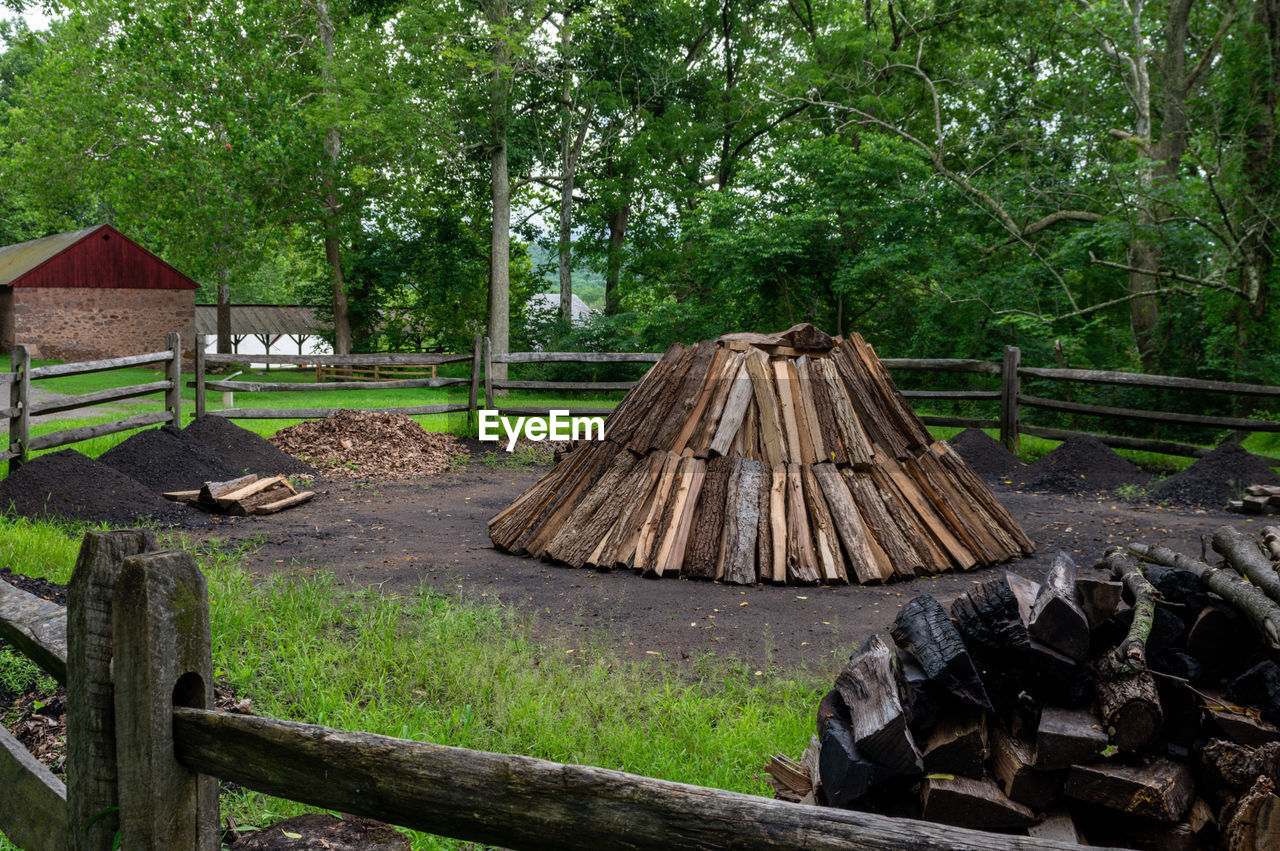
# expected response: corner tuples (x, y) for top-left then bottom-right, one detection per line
(489, 324), (1033, 585)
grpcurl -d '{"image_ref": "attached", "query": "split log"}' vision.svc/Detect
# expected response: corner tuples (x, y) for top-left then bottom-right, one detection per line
(252, 491), (315, 515)
(650, 342), (718, 453)
(214, 475), (287, 511)
(1065, 759), (1195, 823)
(811, 357), (874, 466)
(198, 474), (258, 506)
(766, 465), (788, 583)
(1186, 602), (1250, 681)
(1026, 811), (1084, 845)
(920, 776), (1037, 832)
(841, 468), (921, 579)
(1214, 526), (1280, 606)
(633, 454), (683, 574)
(685, 351), (743, 457)
(1205, 707), (1280, 748)
(801, 466), (845, 583)
(1196, 740), (1280, 802)
(755, 463), (773, 582)
(162, 489), (201, 504)
(922, 706), (987, 779)
(743, 349), (786, 466)
(1263, 525), (1280, 561)
(1128, 542), (1280, 650)
(784, 464), (821, 584)
(950, 574), (1031, 658)
(811, 465), (882, 584)
(1034, 707), (1108, 770)
(833, 635), (922, 775)
(1029, 552), (1090, 661)
(1230, 660), (1280, 722)
(681, 456), (732, 579)
(721, 458), (763, 585)
(794, 357), (826, 463)
(1075, 576), (1124, 629)
(890, 595), (991, 710)
(989, 723), (1063, 812)
(652, 458), (708, 577)
(773, 359), (807, 464)
(1223, 776), (1280, 851)
(708, 355), (755, 457)
(817, 715), (897, 807)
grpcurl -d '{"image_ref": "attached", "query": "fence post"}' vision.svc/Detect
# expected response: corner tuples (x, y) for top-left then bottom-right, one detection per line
(66, 529), (158, 851)
(469, 333), (483, 422)
(194, 335), (206, 420)
(112, 548), (218, 850)
(1000, 345), (1021, 453)
(9, 344), (29, 475)
(483, 336), (494, 410)
(165, 333), (181, 428)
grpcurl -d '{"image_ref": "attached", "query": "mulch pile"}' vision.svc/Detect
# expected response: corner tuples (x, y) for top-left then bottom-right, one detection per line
(0, 449), (190, 526)
(269, 410), (469, 480)
(947, 428), (1025, 480)
(184, 416), (316, 477)
(1017, 435), (1151, 494)
(1148, 442), (1280, 507)
(99, 425), (238, 493)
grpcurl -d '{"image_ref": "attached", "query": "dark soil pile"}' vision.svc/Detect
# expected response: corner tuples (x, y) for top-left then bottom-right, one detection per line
(185, 416), (316, 477)
(99, 425), (239, 493)
(269, 410), (469, 480)
(1017, 435), (1151, 494)
(1148, 442), (1280, 507)
(947, 428), (1025, 480)
(0, 449), (188, 525)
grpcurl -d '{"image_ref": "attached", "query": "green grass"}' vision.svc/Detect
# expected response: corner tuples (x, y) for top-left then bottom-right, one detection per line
(0, 519), (824, 850)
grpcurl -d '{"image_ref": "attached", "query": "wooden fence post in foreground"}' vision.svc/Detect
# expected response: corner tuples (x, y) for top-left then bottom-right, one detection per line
(165, 333), (182, 428)
(1000, 346), (1022, 453)
(9, 344), (29, 474)
(111, 549), (217, 850)
(67, 529), (158, 851)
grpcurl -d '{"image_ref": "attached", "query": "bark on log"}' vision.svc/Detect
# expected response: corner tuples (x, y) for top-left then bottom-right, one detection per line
(834, 635), (923, 775)
(1223, 776), (1280, 851)
(1064, 759), (1195, 823)
(1213, 526), (1280, 606)
(1128, 543), (1280, 650)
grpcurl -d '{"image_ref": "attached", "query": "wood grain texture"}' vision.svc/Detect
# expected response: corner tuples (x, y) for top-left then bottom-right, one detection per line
(0, 577), (67, 683)
(0, 723), (67, 851)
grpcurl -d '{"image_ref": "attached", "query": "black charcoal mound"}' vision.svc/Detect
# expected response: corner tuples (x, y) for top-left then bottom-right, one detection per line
(99, 425), (239, 493)
(947, 428), (1025, 480)
(1147, 442), (1280, 508)
(1017, 435), (1151, 494)
(183, 415), (316, 477)
(0, 449), (189, 526)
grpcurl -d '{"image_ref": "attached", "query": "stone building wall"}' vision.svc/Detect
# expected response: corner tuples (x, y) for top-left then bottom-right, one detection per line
(12, 287), (195, 363)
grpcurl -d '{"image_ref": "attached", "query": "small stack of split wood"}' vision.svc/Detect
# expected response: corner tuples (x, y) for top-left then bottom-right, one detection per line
(767, 527), (1280, 849)
(1230, 485), (1280, 515)
(163, 474), (315, 516)
(489, 324), (1032, 585)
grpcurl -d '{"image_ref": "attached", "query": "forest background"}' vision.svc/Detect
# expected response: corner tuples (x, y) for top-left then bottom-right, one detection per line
(0, 0), (1277, 386)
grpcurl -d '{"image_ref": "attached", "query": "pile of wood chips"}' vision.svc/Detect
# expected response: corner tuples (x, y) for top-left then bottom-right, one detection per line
(268, 410), (469, 480)
(768, 529), (1280, 849)
(164, 474), (314, 516)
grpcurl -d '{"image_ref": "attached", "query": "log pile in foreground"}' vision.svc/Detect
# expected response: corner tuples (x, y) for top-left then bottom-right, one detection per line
(768, 530), (1280, 848)
(489, 324), (1032, 585)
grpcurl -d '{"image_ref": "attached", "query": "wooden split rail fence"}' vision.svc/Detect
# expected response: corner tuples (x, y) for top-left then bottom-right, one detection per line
(0, 530), (1093, 850)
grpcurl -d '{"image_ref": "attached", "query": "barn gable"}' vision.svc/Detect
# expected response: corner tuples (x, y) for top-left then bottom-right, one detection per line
(0, 224), (197, 290)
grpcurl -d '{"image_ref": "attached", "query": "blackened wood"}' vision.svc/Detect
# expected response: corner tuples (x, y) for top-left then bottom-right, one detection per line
(0, 577), (67, 683)
(891, 595), (991, 710)
(172, 706), (1091, 851)
(834, 635), (922, 775)
(1230, 660), (1280, 722)
(0, 724), (67, 851)
(1206, 707), (1280, 747)
(1076, 576), (1124, 629)
(682, 456), (733, 580)
(989, 723), (1063, 812)
(922, 706), (988, 779)
(1034, 707), (1108, 770)
(818, 716), (897, 807)
(1029, 552), (1090, 661)
(67, 528), (158, 851)
(1186, 602), (1250, 680)
(921, 776), (1037, 832)
(1127, 542), (1280, 650)
(112, 549), (218, 849)
(1064, 759), (1194, 823)
(1214, 525), (1280, 606)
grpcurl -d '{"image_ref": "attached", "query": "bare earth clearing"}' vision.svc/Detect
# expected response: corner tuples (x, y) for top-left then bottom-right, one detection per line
(191, 458), (1253, 674)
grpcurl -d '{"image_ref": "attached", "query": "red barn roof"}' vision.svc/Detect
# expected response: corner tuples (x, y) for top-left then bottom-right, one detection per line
(0, 224), (197, 290)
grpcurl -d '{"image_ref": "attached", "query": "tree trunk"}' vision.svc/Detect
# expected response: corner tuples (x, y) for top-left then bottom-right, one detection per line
(485, 0), (512, 384)
(605, 202), (630, 316)
(216, 276), (231, 355)
(316, 0), (351, 355)
(558, 17), (574, 325)
(1239, 0), (1280, 322)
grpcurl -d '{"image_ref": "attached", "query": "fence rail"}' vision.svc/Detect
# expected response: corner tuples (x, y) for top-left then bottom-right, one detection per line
(7, 334), (183, 474)
(484, 340), (657, 416)
(0, 530), (1096, 851)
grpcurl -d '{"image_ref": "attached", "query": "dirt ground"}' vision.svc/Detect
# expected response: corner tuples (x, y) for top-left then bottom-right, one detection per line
(191, 457), (1259, 674)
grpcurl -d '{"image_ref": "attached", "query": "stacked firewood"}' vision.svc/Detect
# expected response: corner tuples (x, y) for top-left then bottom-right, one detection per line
(489, 324), (1032, 585)
(767, 528), (1280, 848)
(163, 474), (314, 516)
(1230, 485), (1280, 515)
